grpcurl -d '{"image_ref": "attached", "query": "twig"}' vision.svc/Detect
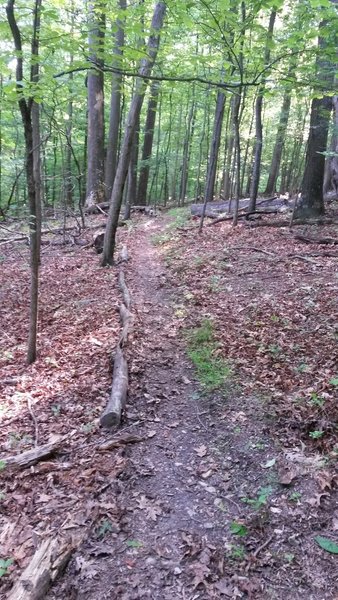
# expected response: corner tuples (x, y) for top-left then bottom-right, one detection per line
(230, 245), (275, 257)
(27, 398), (39, 447)
(253, 534), (274, 558)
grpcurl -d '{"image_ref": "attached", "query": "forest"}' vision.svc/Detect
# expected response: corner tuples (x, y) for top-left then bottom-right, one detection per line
(1, 0), (338, 598)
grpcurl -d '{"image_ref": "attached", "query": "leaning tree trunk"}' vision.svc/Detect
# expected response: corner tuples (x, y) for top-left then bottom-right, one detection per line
(105, 0), (126, 201)
(249, 9), (276, 211)
(101, 1), (166, 266)
(85, 1), (105, 207)
(137, 81), (160, 205)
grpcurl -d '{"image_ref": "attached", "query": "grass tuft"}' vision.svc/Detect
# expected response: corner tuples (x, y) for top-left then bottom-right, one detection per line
(186, 319), (231, 390)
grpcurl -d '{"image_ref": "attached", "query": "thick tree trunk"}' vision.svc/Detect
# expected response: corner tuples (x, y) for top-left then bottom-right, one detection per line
(101, 2), (166, 266)
(105, 0), (126, 201)
(85, 2), (105, 207)
(137, 81), (160, 205)
(297, 96), (332, 216)
(249, 10), (276, 211)
(297, 10), (336, 218)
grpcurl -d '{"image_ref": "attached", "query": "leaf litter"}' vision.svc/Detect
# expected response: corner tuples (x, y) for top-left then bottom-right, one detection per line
(1, 212), (338, 599)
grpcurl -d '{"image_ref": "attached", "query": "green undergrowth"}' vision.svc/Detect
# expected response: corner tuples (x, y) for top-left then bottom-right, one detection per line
(186, 319), (232, 390)
(151, 207), (190, 246)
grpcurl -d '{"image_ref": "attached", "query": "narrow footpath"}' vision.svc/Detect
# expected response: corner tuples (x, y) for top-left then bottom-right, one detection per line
(48, 218), (338, 600)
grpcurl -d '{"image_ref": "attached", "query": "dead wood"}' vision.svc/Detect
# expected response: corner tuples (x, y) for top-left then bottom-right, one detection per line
(0, 436), (64, 469)
(6, 532), (86, 600)
(119, 270), (131, 309)
(120, 245), (129, 262)
(119, 303), (133, 346)
(230, 245), (275, 257)
(100, 347), (128, 428)
(246, 218), (338, 228)
(93, 230), (105, 254)
(293, 234), (338, 245)
(98, 433), (144, 451)
(101, 247), (132, 428)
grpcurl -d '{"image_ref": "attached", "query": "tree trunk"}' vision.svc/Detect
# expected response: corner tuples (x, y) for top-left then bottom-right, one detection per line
(6, 0), (42, 364)
(101, 2), (166, 266)
(179, 94), (196, 204)
(204, 90), (226, 204)
(297, 8), (336, 218)
(137, 81), (160, 205)
(125, 114), (140, 218)
(297, 97), (332, 216)
(265, 86), (292, 195)
(105, 0), (126, 201)
(249, 10), (276, 211)
(85, 1), (105, 207)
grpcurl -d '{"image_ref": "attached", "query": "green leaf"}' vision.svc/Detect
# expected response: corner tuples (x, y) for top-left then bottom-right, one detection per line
(230, 522), (248, 537)
(315, 536), (338, 554)
(329, 377), (338, 387)
(126, 539), (143, 548)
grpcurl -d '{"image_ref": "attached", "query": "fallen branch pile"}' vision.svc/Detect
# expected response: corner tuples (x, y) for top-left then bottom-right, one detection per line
(100, 245), (133, 428)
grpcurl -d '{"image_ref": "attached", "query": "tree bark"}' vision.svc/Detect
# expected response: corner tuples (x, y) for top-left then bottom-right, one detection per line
(6, 0), (42, 365)
(101, 2), (166, 266)
(85, 1), (105, 207)
(265, 87), (292, 195)
(249, 10), (276, 211)
(105, 0), (126, 201)
(204, 90), (226, 204)
(137, 81), (160, 205)
(297, 8), (336, 218)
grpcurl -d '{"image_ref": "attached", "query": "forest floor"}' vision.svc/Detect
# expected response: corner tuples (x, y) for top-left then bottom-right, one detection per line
(1, 208), (338, 599)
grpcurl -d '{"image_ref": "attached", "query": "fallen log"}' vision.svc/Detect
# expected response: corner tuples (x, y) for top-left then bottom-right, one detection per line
(293, 234), (338, 245)
(0, 436), (64, 469)
(100, 347), (128, 428)
(119, 270), (131, 309)
(100, 246), (132, 428)
(6, 532), (86, 600)
(98, 433), (144, 451)
(119, 303), (133, 346)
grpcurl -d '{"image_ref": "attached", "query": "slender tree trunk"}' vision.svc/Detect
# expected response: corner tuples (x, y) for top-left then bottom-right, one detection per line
(179, 94), (196, 204)
(204, 90), (226, 203)
(85, 1), (105, 207)
(265, 82), (293, 195)
(171, 104), (183, 202)
(6, 0), (42, 364)
(125, 113), (140, 218)
(249, 10), (276, 211)
(101, 1), (166, 266)
(137, 81), (160, 205)
(105, 0), (126, 201)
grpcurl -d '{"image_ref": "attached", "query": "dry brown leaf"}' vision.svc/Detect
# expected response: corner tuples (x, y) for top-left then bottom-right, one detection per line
(194, 445), (208, 458)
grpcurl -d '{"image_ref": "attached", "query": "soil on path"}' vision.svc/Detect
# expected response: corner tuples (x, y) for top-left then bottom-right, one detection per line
(48, 218), (338, 600)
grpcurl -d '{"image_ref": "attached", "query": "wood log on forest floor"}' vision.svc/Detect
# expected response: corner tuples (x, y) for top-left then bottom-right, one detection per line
(293, 234), (338, 245)
(100, 346), (128, 428)
(0, 436), (64, 469)
(100, 246), (133, 428)
(6, 531), (86, 600)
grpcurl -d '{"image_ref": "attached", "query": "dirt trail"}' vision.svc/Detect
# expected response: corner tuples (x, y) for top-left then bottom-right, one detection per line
(48, 219), (338, 600)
